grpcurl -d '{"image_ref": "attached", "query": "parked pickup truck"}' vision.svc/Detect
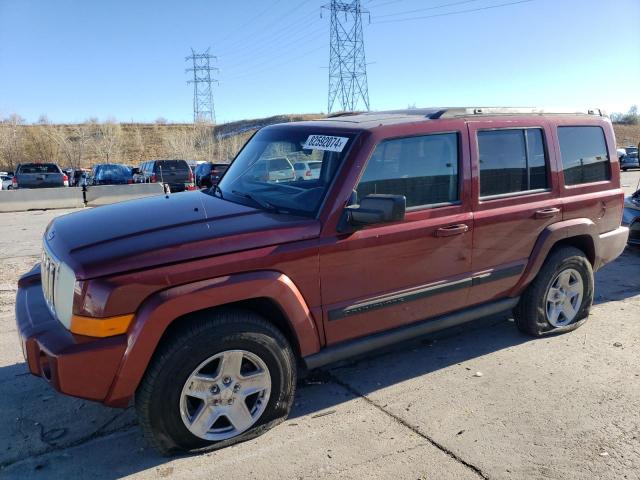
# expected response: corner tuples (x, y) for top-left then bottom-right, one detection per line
(15, 107), (628, 456)
(13, 163), (68, 189)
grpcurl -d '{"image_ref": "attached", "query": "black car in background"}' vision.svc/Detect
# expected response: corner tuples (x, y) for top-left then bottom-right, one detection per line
(135, 159), (194, 192)
(13, 163), (67, 189)
(194, 162), (228, 189)
(623, 184), (640, 246)
(90, 164), (133, 185)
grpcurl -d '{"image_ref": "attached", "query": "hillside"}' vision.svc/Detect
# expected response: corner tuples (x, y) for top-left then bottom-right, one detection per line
(1, 114), (638, 172)
(613, 124), (640, 147)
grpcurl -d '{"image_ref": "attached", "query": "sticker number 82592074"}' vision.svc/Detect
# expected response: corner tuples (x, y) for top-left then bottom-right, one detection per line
(303, 135), (349, 152)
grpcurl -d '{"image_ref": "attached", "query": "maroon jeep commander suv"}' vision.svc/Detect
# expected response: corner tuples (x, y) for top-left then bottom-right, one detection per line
(16, 108), (628, 454)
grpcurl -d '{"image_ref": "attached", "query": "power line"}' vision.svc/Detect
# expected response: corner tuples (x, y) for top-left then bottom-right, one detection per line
(371, 0), (533, 24)
(374, 0), (483, 18)
(323, 0), (371, 113)
(216, 0), (316, 57)
(222, 27), (326, 80)
(223, 44), (326, 82)
(220, 20), (325, 69)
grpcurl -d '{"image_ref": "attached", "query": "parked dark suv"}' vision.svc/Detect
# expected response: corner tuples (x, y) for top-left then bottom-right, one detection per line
(15, 108), (628, 455)
(136, 159), (194, 192)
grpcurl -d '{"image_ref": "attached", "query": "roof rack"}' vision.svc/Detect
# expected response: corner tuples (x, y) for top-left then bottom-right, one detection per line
(433, 107), (603, 118)
(326, 111), (365, 118)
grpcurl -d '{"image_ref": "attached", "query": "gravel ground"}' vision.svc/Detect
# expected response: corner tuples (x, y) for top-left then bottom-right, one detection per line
(0, 171), (639, 480)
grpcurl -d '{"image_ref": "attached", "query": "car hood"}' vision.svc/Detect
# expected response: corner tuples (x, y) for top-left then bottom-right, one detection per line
(45, 191), (321, 279)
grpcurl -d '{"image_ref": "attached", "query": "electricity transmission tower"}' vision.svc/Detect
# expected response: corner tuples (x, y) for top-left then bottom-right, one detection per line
(322, 0), (370, 113)
(185, 48), (218, 123)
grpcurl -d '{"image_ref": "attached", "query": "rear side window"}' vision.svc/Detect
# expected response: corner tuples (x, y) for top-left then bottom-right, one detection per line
(357, 132), (459, 208)
(558, 126), (610, 185)
(478, 128), (549, 197)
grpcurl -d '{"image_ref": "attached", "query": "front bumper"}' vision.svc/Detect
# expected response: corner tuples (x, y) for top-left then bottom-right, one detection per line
(15, 266), (128, 403)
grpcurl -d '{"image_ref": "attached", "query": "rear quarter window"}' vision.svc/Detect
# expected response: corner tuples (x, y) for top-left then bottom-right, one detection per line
(558, 126), (611, 185)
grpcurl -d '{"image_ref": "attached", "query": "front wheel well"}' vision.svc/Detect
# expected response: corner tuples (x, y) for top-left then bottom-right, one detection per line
(156, 297), (303, 360)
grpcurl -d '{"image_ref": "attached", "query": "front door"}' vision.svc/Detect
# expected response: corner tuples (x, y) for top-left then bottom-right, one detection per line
(320, 127), (473, 345)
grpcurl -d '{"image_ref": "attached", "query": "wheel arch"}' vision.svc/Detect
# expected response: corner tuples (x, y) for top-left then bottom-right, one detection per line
(509, 218), (599, 296)
(103, 271), (320, 407)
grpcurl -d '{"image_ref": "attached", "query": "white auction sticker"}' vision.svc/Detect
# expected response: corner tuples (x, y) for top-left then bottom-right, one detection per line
(303, 135), (349, 152)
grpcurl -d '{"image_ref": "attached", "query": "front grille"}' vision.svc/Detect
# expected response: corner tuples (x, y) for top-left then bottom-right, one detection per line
(41, 246), (60, 318)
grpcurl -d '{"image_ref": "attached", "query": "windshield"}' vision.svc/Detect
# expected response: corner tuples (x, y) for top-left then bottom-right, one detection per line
(216, 127), (355, 216)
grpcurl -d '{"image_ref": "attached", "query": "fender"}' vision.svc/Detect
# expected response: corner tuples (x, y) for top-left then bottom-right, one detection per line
(103, 270), (320, 407)
(508, 218), (598, 297)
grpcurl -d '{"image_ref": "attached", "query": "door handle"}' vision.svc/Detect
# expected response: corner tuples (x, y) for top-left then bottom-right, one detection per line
(435, 224), (469, 237)
(535, 207), (561, 219)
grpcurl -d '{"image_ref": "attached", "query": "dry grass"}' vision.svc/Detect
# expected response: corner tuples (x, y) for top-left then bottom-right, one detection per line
(613, 124), (640, 147)
(2, 114), (637, 171)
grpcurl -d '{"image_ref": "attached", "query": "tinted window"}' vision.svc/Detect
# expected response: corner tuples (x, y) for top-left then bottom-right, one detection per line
(154, 160), (190, 172)
(18, 163), (60, 174)
(558, 127), (610, 185)
(357, 133), (459, 208)
(478, 128), (548, 197)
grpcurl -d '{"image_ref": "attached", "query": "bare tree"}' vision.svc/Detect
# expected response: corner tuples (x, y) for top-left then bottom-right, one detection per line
(0, 114), (26, 171)
(93, 120), (123, 163)
(130, 125), (146, 164)
(163, 126), (197, 160)
(48, 123), (92, 169)
(26, 123), (61, 165)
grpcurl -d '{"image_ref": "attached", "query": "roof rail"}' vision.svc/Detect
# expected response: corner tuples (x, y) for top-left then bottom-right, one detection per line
(326, 111), (365, 118)
(433, 107), (603, 118)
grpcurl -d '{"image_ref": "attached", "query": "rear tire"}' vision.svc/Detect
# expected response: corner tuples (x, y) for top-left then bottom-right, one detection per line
(135, 309), (297, 455)
(514, 246), (593, 336)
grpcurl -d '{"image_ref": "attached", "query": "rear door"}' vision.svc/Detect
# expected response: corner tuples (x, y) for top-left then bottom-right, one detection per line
(467, 120), (561, 305)
(320, 124), (474, 345)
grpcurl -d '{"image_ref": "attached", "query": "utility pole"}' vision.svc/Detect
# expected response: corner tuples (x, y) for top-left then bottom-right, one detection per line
(185, 48), (219, 123)
(322, 0), (370, 113)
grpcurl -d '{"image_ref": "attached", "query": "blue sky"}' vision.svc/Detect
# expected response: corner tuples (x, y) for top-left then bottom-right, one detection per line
(0, 0), (638, 124)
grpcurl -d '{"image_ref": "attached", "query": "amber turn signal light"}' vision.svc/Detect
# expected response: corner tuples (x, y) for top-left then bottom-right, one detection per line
(70, 314), (134, 337)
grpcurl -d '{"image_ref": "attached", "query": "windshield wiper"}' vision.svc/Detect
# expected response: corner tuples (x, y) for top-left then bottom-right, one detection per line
(231, 190), (280, 213)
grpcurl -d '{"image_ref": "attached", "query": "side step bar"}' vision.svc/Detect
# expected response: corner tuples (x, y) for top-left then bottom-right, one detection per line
(304, 297), (520, 370)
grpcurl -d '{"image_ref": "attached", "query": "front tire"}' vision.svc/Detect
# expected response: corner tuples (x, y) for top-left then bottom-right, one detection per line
(135, 309), (297, 455)
(514, 246), (594, 336)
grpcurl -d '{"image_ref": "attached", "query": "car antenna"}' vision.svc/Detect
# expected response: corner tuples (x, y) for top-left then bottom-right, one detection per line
(159, 165), (169, 195)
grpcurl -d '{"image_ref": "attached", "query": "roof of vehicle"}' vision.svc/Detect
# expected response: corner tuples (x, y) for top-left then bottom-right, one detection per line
(279, 107), (605, 131)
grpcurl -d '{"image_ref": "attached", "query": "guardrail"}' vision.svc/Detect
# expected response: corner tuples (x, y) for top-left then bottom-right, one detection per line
(0, 183), (165, 213)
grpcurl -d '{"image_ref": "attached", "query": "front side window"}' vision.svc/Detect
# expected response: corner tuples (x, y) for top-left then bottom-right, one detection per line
(478, 128), (549, 197)
(217, 128), (355, 216)
(356, 133), (459, 208)
(558, 126), (610, 185)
